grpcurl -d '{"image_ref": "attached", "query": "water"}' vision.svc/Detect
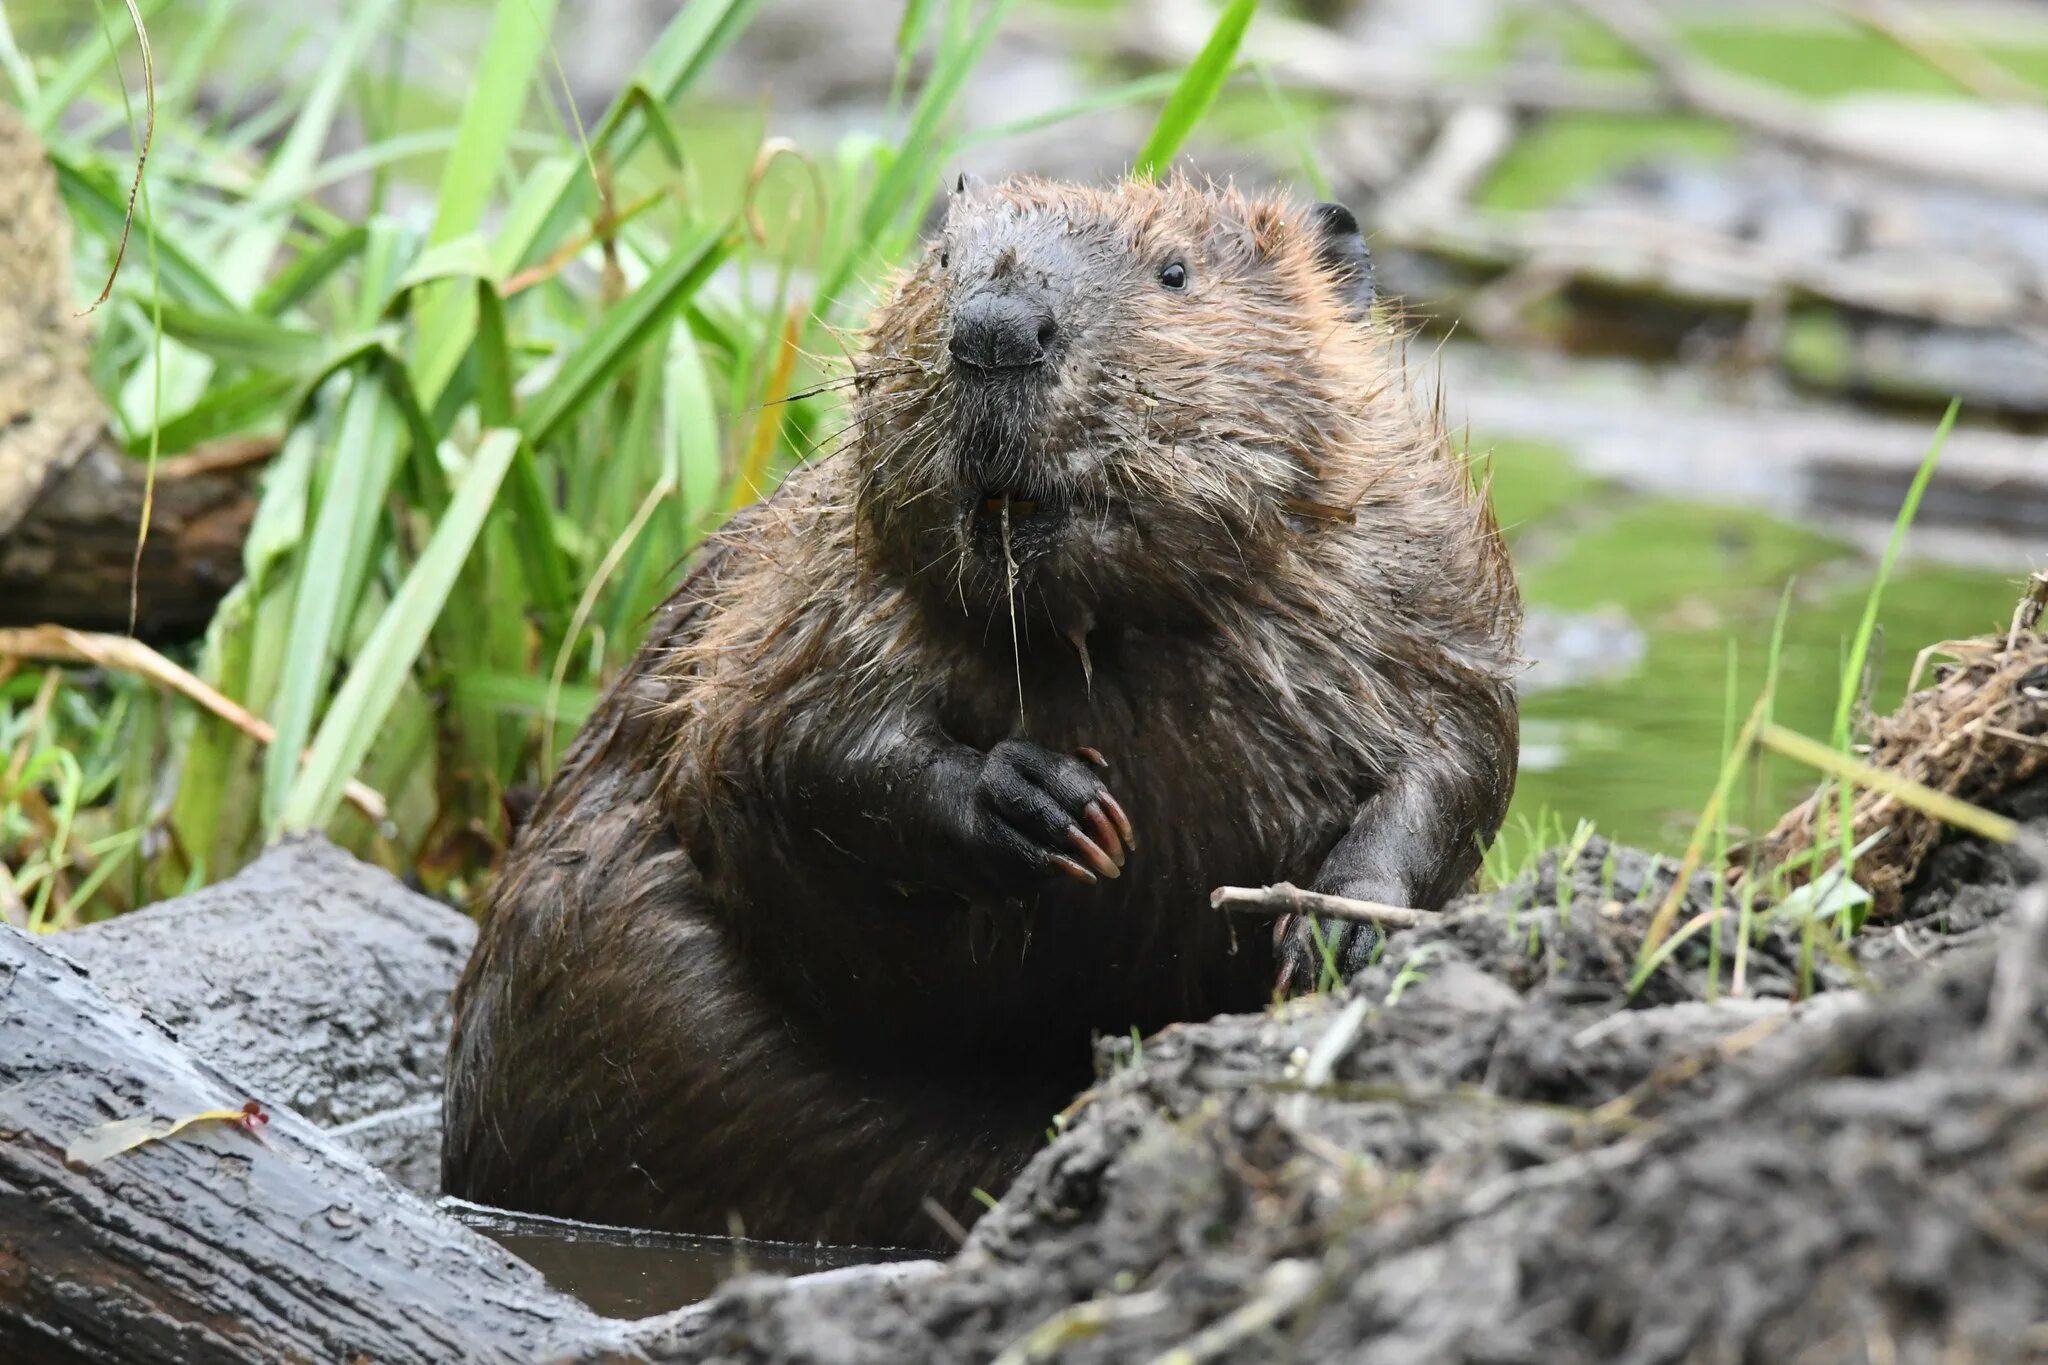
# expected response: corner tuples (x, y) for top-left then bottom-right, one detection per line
(1448, 343), (2038, 850)
(443, 1198), (928, 1318)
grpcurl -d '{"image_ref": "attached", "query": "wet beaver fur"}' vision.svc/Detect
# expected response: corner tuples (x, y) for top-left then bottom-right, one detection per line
(443, 175), (1522, 1249)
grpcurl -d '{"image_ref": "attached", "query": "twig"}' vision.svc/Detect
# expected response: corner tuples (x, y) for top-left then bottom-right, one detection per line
(991, 1290), (1171, 1365)
(1565, 0), (2048, 202)
(2008, 568), (2048, 653)
(1209, 883), (1434, 930)
(1300, 994), (1372, 1090)
(153, 434), (282, 482)
(1811, 0), (2043, 107)
(1376, 104), (1515, 236)
(1143, 1260), (1320, 1365)
(0, 625), (386, 823)
(1095, 0), (1674, 115)
(919, 1196), (971, 1249)
(1377, 202), (2045, 332)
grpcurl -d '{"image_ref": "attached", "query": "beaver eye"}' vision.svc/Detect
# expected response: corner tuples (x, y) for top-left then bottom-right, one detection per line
(939, 248), (951, 269)
(1158, 261), (1188, 291)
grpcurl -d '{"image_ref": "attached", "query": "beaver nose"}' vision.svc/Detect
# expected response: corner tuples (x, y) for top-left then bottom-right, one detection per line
(949, 292), (1057, 372)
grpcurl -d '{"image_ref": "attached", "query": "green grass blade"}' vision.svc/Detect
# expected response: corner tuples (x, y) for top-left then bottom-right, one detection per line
(504, 439), (575, 615)
(1252, 60), (1331, 199)
(397, 235), (501, 405)
(215, 0), (399, 297)
(1636, 689), (1770, 975)
(664, 318), (724, 533)
(144, 373), (297, 453)
(474, 284), (517, 428)
(432, 0), (559, 245)
(588, 81), (688, 173)
(1826, 400), (1958, 874)
(605, 0), (766, 152)
(524, 0), (767, 257)
(490, 156), (581, 273)
(450, 670), (599, 724)
(1133, 0), (1258, 179)
(521, 222), (736, 446)
(260, 374), (408, 827)
(239, 424), (320, 587)
(1831, 399), (1959, 749)
(411, 0), (560, 408)
(280, 429), (522, 832)
(957, 71), (1184, 152)
(890, 0), (938, 108)
(1761, 723), (2016, 846)
(254, 224), (369, 316)
(816, 0), (1021, 310)
(24, 0), (173, 131)
(151, 303), (325, 371)
(0, 6), (39, 105)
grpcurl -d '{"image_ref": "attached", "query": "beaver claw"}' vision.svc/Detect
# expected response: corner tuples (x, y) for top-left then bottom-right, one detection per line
(1274, 911), (1384, 997)
(967, 739), (1132, 888)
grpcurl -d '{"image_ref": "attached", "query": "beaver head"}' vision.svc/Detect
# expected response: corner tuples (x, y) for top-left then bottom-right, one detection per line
(852, 174), (1387, 636)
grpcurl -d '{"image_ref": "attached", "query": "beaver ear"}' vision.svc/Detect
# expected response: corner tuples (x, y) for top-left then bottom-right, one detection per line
(1309, 202), (1375, 319)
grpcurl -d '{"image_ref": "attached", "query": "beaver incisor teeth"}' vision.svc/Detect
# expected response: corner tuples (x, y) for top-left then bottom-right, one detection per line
(982, 495), (1038, 517)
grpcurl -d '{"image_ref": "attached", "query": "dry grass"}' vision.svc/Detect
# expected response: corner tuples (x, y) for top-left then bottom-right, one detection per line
(1753, 570), (2048, 918)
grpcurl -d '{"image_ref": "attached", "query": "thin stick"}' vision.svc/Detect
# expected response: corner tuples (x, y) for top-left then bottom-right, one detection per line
(0, 625), (386, 823)
(2008, 568), (2048, 653)
(1811, 0), (2043, 107)
(1566, 0), (2048, 201)
(153, 434), (282, 482)
(1141, 1260), (1320, 1365)
(1209, 882), (1435, 930)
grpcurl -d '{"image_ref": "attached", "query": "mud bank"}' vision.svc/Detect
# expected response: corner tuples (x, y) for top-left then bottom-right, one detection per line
(18, 790), (2045, 1361)
(653, 795), (2048, 1363)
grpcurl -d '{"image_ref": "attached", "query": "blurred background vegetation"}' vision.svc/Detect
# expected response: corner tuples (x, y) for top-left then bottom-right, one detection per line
(0, 0), (2039, 929)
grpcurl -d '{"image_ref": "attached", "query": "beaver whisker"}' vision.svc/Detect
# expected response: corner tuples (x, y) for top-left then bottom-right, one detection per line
(772, 366), (922, 408)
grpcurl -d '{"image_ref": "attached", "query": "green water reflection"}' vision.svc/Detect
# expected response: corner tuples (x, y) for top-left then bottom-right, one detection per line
(1486, 437), (2022, 852)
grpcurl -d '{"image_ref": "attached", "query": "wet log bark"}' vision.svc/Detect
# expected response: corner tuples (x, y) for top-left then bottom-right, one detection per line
(0, 441), (258, 641)
(0, 922), (641, 1365)
(61, 836), (476, 1195)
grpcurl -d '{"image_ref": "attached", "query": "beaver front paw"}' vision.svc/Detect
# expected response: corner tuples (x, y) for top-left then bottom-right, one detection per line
(1273, 894), (1391, 997)
(963, 739), (1133, 888)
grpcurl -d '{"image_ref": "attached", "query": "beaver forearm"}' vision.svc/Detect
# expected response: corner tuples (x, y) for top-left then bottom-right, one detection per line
(1275, 722), (1514, 992)
(1313, 761), (1494, 908)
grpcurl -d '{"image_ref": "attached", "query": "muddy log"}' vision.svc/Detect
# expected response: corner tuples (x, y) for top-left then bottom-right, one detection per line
(0, 103), (253, 641)
(60, 837), (477, 1195)
(0, 442), (259, 641)
(0, 920), (664, 1364)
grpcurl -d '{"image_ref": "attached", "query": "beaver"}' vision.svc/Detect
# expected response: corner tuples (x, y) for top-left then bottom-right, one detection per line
(442, 174), (1521, 1250)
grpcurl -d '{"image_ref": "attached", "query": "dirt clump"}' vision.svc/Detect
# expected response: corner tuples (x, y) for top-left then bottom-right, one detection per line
(645, 810), (2048, 1364)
